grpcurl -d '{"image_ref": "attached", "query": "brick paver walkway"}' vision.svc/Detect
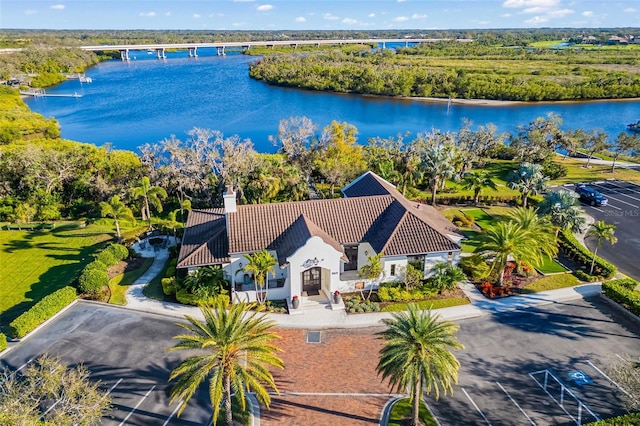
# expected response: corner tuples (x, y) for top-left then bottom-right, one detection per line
(261, 327), (395, 425)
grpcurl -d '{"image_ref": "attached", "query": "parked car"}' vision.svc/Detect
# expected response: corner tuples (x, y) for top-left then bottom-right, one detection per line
(575, 184), (608, 206)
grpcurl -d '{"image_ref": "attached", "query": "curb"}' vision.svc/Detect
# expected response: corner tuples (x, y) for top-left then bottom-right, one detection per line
(10, 299), (79, 344)
(599, 293), (640, 326)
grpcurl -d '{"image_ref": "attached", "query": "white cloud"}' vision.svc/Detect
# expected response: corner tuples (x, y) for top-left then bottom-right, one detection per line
(503, 0), (560, 8)
(50, 4), (65, 10)
(165, 12), (171, 16)
(524, 15), (549, 24)
(501, 13), (512, 17)
(342, 18), (358, 24)
(476, 20), (490, 25)
(295, 16), (305, 22)
(411, 13), (427, 19)
(25, 9), (38, 15)
(397, 0), (407, 2)
(233, 0), (255, 2)
(139, 11), (156, 17)
(257, 4), (273, 11)
(548, 8), (573, 17)
(624, 7), (637, 13)
(193, 13), (201, 18)
(582, 10), (593, 17)
(393, 16), (409, 22)
(323, 13), (339, 20)
(368, 13), (375, 18)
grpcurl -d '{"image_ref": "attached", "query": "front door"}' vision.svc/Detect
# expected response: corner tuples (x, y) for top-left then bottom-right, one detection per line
(302, 267), (322, 295)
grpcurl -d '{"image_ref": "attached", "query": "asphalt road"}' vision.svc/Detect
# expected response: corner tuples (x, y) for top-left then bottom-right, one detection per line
(0, 302), (212, 426)
(428, 296), (640, 426)
(552, 180), (640, 280)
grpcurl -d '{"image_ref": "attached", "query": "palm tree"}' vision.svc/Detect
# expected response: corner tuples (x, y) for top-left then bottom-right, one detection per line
(538, 190), (586, 236)
(168, 301), (284, 426)
(507, 162), (548, 208)
(460, 171), (497, 205)
(421, 144), (457, 206)
(480, 221), (551, 286)
(358, 253), (385, 300)
(586, 220), (617, 275)
(377, 305), (463, 426)
(100, 195), (135, 243)
(243, 249), (277, 305)
(429, 262), (467, 294)
(131, 176), (167, 229)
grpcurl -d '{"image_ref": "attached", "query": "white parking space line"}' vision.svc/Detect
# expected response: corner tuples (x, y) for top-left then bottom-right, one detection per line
(462, 387), (492, 426)
(162, 403), (182, 426)
(118, 385), (156, 426)
(598, 182), (640, 201)
(590, 206), (605, 212)
(590, 185), (640, 208)
(107, 378), (123, 395)
(15, 358), (33, 374)
(585, 359), (634, 401)
(423, 399), (443, 426)
(604, 204), (621, 211)
(495, 382), (536, 425)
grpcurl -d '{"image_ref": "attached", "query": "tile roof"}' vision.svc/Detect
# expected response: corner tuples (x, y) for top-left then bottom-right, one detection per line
(177, 172), (461, 269)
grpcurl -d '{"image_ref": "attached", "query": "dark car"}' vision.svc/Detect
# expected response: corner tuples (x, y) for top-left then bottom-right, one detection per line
(575, 184), (608, 206)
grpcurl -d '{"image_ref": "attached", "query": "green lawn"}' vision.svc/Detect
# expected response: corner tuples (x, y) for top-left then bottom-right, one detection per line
(550, 157), (640, 185)
(536, 254), (568, 274)
(142, 256), (171, 301)
(381, 297), (470, 312)
(459, 230), (482, 253)
(459, 208), (494, 229)
(521, 274), (580, 294)
(389, 397), (438, 426)
(108, 258), (154, 305)
(0, 221), (115, 329)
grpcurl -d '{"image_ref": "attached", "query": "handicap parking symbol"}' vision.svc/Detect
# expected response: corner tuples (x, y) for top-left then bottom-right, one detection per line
(568, 370), (593, 386)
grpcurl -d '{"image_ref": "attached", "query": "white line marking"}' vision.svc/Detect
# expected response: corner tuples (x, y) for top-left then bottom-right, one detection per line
(423, 399), (443, 426)
(496, 381), (536, 425)
(590, 206), (605, 212)
(615, 353), (625, 361)
(107, 378), (123, 395)
(118, 385), (156, 426)
(162, 403), (182, 426)
(462, 387), (492, 426)
(598, 181), (640, 201)
(43, 399), (60, 416)
(16, 358), (33, 373)
(604, 204), (621, 211)
(585, 359), (634, 400)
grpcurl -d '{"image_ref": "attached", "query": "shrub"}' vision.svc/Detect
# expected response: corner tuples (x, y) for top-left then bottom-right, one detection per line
(574, 270), (602, 282)
(78, 268), (109, 295)
(542, 161), (568, 180)
(85, 260), (107, 272)
(165, 266), (176, 278)
(175, 289), (230, 307)
(583, 412), (640, 425)
(95, 249), (117, 268)
(559, 229), (617, 279)
(9, 287), (77, 338)
(452, 213), (475, 228)
(106, 243), (129, 261)
(0, 332), (6, 352)
(602, 279), (640, 317)
(344, 295), (380, 314)
(161, 277), (180, 296)
(460, 255), (491, 282)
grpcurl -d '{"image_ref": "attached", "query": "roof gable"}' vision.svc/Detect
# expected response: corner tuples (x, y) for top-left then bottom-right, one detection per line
(274, 214), (346, 264)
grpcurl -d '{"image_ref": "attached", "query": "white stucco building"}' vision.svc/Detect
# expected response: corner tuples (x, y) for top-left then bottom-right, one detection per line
(177, 171), (462, 310)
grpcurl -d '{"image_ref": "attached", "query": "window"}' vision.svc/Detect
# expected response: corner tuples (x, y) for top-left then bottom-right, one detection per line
(390, 264), (396, 276)
(448, 252), (454, 262)
(408, 255), (425, 272)
(343, 245), (358, 271)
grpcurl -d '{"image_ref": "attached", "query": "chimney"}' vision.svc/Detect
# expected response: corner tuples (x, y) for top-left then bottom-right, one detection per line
(223, 185), (237, 213)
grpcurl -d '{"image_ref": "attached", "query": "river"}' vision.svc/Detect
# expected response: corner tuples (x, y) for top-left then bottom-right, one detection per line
(25, 48), (640, 153)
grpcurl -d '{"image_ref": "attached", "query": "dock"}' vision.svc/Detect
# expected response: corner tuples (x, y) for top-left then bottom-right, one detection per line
(20, 89), (82, 98)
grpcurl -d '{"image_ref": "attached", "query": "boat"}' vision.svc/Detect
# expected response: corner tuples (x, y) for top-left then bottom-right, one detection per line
(628, 120), (640, 132)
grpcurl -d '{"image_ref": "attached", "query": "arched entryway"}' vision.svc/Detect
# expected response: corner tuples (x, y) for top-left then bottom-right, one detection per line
(302, 267), (322, 296)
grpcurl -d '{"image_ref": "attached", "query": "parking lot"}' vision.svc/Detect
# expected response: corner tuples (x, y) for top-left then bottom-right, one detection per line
(0, 302), (212, 426)
(428, 296), (640, 426)
(553, 180), (640, 280)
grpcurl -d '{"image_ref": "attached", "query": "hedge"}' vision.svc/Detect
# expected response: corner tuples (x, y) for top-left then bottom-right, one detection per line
(584, 413), (640, 425)
(95, 249), (117, 268)
(602, 279), (640, 317)
(106, 243), (129, 261)
(77, 268), (109, 294)
(0, 333), (6, 352)
(9, 286), (77, 338)
(559, 229), (617, 279)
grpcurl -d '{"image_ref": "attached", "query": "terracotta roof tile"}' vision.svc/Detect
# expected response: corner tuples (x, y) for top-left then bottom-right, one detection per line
(177, 209), (230, 268)
(275, 214), (346, 264)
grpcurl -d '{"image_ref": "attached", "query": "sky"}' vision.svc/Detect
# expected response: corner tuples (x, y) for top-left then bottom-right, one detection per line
(1, 0), (639, 31)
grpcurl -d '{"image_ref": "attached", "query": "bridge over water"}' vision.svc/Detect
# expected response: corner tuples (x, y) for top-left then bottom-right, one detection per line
(80, 38), (472, 61)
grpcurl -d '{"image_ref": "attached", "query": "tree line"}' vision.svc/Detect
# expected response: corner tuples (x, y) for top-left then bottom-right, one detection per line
(249, 42), (640, 101)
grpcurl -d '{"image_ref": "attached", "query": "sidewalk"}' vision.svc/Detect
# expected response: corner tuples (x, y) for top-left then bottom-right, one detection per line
(125, 247), (604, 328)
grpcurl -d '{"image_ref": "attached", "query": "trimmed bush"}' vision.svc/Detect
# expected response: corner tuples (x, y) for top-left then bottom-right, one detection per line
(175, 288), (230, 307)
(95, 249), (117, 268)
(161, 277), (180, 296)
(602, 279), (640, 317)
(559, 229), (617, 279)
(584, 412), (640, 425)
(85, 260), (107, 272)
(106, 243), (129, 261)
(165, 266), (176, 278)
(459, 255), (491, 281)
(0, 332), (6, 352)
(574, 270), (602, 282)
(78, 268), (109, 294)
(9, 286), (77, 338)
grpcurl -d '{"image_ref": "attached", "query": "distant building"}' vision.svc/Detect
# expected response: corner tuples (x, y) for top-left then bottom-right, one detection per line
(608, 36), (630, 45)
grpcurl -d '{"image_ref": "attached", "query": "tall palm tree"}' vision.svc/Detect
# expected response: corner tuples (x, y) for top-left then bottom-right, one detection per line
(460, 171), (498, 205)
(131, 176), (167, 229)
(377, 305), (463, 426)
(168, 301), (284, 426)
(538, 190), (586, 236)
(358, 253), (385, 300)
(100, 195), (134, 243)
(507, 162), (548, 208)
(480, 221), (551, 286)
(586, 220), (617, 275)
(421, 144), (457, 206)
(243, 249), (277, 305)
